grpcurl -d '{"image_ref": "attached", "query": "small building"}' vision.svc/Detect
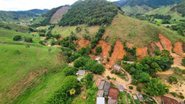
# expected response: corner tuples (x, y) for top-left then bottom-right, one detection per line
(104, 81), (110, 96)
(136, 93), (144, 101)
(113, 64), (122, 72)
(76, 70), (86, 76)
(117, 84), (125, 92)
(161, 96), (180, 104)
(98, 80), (105, 90)
(97, 90), (104, 97)
(108, 88), (119, 104)
(96, 97), (105, 104)
(76, 70), (86, 81)
(95, 56), (102, 64)
(133, 94), (138, 100)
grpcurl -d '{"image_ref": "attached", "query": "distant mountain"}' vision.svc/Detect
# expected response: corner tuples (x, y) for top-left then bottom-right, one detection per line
(171, 0), (185, 16)
(116, 0), (182, 8)
(0, 9), (48, 24)
(40, 5), (70, 25)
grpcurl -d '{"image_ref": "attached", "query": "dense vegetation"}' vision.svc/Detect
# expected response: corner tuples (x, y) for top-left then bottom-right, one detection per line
(59, 0), (118, 26)
(124, 50), (173, 96)
(172, 0), (185, 16)
(47, 76), (81, 104)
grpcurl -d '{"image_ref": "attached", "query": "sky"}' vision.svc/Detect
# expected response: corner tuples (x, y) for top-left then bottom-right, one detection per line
(0, 0), (118, 11)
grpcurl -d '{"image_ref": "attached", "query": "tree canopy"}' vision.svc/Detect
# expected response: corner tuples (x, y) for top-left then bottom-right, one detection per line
(59, 0), (118, 26)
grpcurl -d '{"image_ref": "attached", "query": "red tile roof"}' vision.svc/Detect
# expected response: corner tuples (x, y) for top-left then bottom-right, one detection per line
(108, 88), (119, 100)
(161, 96), (180, 104)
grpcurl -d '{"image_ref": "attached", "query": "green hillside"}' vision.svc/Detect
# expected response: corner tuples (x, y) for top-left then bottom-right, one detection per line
(103, 14), (185, 46)
(0, 9), (48, 24)
(59, 0), (118, 26)
(0, 44), (64, 104)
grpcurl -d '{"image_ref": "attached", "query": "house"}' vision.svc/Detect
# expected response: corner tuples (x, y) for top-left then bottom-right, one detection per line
(117, 84), (125, 92)
(161, 96), (180, 104)
(97, 90), (104, 97)
(108, 88), (119, 104)
(76, 70), (86, 81)
(95, 56), (102, 64)
(133, 94), (138, 100)
(113, 64), (122, 72)
(104, 81), (110, 96)
(97, 80), (111, 97)
(96, 97), (105, 104)
(76, 70), (86, 76)
(136, 93), (144, 101)
(98, 80), (105, 90)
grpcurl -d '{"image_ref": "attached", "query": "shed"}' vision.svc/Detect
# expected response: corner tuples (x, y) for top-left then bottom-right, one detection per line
(96, 97), (105, 104)
(117, 84), (125, 92)
(76, 70), (86, 76)
(136, 93), (144, 101)
(113, 64), (122, 72)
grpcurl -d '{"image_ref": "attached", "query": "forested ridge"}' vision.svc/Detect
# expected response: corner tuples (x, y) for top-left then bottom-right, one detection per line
(59, 0), (118, 26)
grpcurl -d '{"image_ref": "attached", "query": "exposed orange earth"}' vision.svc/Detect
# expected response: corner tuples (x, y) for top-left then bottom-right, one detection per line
(97, 40), (111, 58)
(108, 40), (126, 67)
(159, 34), (172, 52)
(76, 38), (90, 49)
(136, 47), (148, 59)
(173, 42), (184, 56)
(155, 42), (164, 51)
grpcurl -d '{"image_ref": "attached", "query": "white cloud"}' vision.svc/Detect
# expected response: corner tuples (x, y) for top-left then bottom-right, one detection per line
(0, 0), (118, 11)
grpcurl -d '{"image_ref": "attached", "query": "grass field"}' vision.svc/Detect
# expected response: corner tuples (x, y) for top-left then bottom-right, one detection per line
(51, 25), (99, 38)
(13, 69), (67, 104)
(0, 43), (64, 104)
(103, 14), (185, 47)
(0, 28), (41, 44)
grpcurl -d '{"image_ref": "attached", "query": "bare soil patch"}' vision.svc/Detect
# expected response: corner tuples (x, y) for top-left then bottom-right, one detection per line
(136, 47), (148, 59)
(159, 34), (172, 52)
(76, 38), (90, 49)
(173, 42), (184, 56)
(108, 40), (126, 67)
(97, 40), (111, 58)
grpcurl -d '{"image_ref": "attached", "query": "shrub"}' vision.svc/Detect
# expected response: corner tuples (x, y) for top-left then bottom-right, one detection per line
(168, 76), (178, 84)
(47, 76), (81, 104)
(63, 66), (78, 76)
(96, 46), (102, 55)
(24, 37), (33, 43)
(13, 35), (22, 41)
(144, 78), (169, 96)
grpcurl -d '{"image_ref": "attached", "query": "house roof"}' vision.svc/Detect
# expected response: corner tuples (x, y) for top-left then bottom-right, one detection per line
(97, 90), (104, 97)
(161, 96), (180, 104)
(76, 70), (85, 76)
(108, 98), (117, 104)
(108, 88), (119, 100)
(117, 84), (125, 92)
(98, 80), (105, 90)
(96, 97), (105, 104)
(104, 81), (110, 91)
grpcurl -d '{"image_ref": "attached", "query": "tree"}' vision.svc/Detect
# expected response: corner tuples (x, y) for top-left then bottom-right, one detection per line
(90, 63), (105, 74)
(144, 78), (169, 96)
(24, 37), (33, 43)
(96, 46), (102, 55)
(182, 58), (185, 66)
(47, 76), (81, 104)
(168, 76), (178, 84)
(13, 35), (22, 41)
(74, 57), (89, 68)
(63, 66), (78, 76)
